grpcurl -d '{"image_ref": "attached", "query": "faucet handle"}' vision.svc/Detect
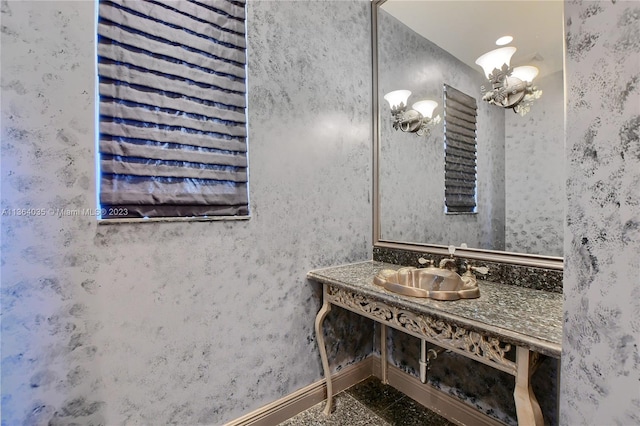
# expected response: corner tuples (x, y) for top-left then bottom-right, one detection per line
(418, 257), (435, 267)
(471, 266), (489, 275)
(448, 245), (456, 256)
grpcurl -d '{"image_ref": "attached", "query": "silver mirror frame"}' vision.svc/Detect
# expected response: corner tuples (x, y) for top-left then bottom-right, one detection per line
(371, 0), (564, 271)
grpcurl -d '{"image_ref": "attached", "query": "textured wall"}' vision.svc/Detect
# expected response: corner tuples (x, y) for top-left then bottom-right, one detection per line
(561, 1), (640, 425)
(377, 10), (506, 251)
(0, 1), (373, 424)
(505, 71), (565, 257)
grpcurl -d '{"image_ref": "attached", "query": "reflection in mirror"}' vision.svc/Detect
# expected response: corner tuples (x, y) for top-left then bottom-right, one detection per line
(376, 0), (564, 258)
(443, 84), (478, 215)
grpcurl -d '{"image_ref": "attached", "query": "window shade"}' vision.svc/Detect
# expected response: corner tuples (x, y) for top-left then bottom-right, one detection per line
(443, 84), (477, 214)
(98, 0), (248, 219)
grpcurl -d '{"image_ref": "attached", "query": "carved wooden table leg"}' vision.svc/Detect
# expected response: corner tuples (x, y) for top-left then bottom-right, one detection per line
(315, 285), (333, 415)
(380, 324), (388, 384)
(514, 346), (544, 426)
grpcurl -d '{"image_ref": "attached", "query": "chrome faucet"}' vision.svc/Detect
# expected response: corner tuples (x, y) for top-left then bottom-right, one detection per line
(439, 258), (457, 270)
(418, 256), (455, 270)
(439, 245), (458, 270)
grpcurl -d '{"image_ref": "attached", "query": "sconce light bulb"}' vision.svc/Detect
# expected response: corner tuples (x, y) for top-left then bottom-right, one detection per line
(412, 100), (438, 119)
(511, 66), (539, 83)
(384, 90), (412, 109)
(475, 47), (517, 78)
(495, 35), (513, 46)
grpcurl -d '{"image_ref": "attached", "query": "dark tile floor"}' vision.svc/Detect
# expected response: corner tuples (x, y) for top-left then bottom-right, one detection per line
(279, 377), (457, 426)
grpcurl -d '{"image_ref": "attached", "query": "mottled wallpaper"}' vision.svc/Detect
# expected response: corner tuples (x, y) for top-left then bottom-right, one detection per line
(377, 10), (506, 251)
(0, 1), (373, 424)
(561, 1), (640, 425)
(505, 70), (565, 257)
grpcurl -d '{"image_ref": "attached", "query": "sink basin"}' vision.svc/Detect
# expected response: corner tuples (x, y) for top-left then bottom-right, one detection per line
(373, 266), (480, 301)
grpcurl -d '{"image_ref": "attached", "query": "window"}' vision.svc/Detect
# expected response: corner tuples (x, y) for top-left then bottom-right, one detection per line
(97, 0), (249, 219)
(443, 84), (477, 214)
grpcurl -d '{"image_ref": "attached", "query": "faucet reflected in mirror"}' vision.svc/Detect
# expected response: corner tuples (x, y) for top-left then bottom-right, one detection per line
(383, 90), (441, 136)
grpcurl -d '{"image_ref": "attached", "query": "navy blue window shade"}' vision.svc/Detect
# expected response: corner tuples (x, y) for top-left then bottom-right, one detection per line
(98, 0), (248, 219)
(443, 84), (477, 214)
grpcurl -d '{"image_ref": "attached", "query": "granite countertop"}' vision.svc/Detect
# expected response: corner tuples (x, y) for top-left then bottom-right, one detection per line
(308, 261), (562, 358)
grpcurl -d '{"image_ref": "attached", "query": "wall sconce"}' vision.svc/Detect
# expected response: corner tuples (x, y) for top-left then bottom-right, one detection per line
(383, 90), (441, 136)
(475, 46), (542, 116)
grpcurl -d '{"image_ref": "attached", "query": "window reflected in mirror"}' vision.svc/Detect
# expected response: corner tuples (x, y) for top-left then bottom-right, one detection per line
(443, 84), (478, 215)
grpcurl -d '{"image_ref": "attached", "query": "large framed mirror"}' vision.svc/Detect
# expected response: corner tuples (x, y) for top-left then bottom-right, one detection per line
(372, 0), (565, 270)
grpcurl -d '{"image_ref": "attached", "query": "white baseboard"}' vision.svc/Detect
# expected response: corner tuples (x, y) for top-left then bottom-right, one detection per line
(225, 355), (505, 426)
(371, 357), (506, 426)
(224, 357), (373, 426)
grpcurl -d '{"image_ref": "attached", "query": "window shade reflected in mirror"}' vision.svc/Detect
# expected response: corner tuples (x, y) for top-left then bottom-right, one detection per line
(443, 84), (478, 214)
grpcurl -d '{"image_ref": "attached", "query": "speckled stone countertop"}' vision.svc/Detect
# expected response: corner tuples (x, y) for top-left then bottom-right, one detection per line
(308, 261), (562, 358)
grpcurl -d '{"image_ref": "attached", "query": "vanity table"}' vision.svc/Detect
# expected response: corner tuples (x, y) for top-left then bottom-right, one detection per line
(309, 261), (562, 426)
